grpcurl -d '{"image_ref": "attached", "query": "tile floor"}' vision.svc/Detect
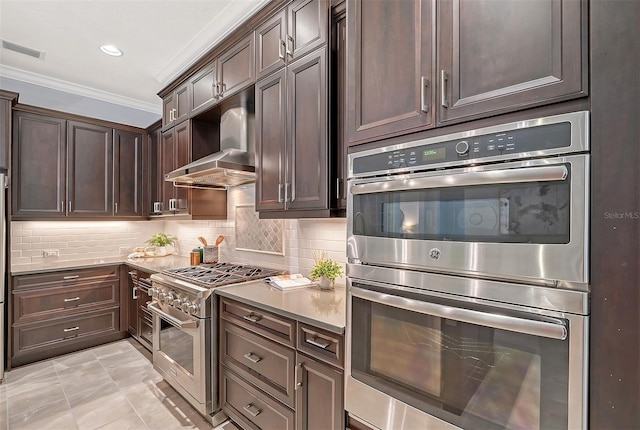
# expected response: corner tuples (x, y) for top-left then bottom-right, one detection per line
(0, 339), (228, 430)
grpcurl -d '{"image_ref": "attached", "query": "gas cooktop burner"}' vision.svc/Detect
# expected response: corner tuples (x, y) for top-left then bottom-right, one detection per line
(163, 263), (283, 288)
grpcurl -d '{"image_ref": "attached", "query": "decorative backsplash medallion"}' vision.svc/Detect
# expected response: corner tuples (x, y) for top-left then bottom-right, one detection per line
(235, 205), (284, 255)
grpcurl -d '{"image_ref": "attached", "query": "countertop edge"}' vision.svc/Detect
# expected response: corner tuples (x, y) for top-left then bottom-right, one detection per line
(215, 285), (346, 335)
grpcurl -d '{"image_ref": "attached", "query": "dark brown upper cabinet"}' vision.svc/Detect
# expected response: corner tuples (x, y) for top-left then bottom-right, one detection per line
(0, 90), (18, 171)
(12, 109), (146, 220)
(113, 129), (143, 217)
(160, 121), (190, 214)
(346, 0), (588, 146)
(190, 33), (255, 116)
(437, 0), (588, 125)
(162, 81), (190, 129)
(256, 47), (328, 217)
(12, 111), (67, 218)
(255, 0), (328, 80)
(66, 121), (113, 217)
(347, 0), (435, 146)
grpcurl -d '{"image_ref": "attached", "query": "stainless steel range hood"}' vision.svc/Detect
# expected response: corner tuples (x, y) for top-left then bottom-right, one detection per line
(165, 106), (255, 188)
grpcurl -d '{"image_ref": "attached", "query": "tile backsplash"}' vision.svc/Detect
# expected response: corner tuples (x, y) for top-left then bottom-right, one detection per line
(10, 184), (347, 278)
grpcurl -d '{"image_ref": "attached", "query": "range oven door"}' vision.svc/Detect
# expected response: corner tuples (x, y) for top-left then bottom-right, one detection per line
(346, 279), (588, 430)
(149, 301), (211, 415)
(347, 154), (589, 286)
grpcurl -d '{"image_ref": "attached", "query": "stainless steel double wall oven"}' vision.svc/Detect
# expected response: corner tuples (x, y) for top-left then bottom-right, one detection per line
(346, 112), (590, 430)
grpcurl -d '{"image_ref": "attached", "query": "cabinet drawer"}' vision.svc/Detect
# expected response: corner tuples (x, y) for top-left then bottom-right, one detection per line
(221, 320), (296, 408)
(13, 307), (119, 356)
(13, 280), (119, 323)
(13, 266), (119, 291)
(222, 368), (295, 430)
(221, 298), (296, 347)
(297, 323), (344, 369)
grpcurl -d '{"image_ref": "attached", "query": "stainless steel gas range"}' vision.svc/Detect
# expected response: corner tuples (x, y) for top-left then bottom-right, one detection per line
(148, 263), (284, 424)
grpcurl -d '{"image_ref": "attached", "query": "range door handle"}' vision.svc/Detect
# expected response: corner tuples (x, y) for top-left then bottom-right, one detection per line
(351, 165), (568, 195)
(148, 303), (198, 329)
(351, 286), (567, 340)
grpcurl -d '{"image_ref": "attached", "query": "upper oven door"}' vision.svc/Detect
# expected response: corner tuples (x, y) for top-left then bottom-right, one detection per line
(347, 154), (589, 286)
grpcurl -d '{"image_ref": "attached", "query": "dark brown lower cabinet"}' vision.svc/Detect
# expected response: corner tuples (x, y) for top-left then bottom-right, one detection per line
(9, 266), (125, 368)
(126, 268), (153, 351)
(219, 298), (344, 430)
(295, 354), (343, 430)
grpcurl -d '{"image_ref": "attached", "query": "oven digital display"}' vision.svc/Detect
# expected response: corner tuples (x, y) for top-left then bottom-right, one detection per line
(423, 148), (446, 161)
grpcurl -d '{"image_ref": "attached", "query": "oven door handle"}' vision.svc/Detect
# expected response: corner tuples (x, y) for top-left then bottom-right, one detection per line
(350, 164), (568, 195)
(352, 286), (567, 340)
(148, 303), (198, 329)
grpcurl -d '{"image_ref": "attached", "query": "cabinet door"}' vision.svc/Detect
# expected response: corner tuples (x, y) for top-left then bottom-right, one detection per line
(295, 354), (344, 430)
(190, 63), (218, 115)
(67, 121), (113, 217)
(334, 10), (347, 210)
(0, 97), (11, 170)
(162, 93), (175, 129)
(255, 69), (287, 212)
(437, 0), (587, 124)
(256, 9), (287, 80)
(113, 129), (143, 217)
(288, 0), (328, 61)
(347, 0), (435, 145)
(174, 121), (190, 212)
(160, 128), (176, 211)
(12, 112), (66, 218)
(147, 122), (162, 214)
(174, 83), (190, 124)
(286, 47), (328, 211)
(127, 272), (138, 336)
(218, 33), (256, 101)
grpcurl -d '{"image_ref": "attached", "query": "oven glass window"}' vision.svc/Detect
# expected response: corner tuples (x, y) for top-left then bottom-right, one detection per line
(351, 295), (569, 429)
(158, 321), (194, 375)
(352, 171), (570, 243)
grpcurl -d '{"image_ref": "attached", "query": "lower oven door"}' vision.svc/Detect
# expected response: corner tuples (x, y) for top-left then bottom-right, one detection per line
(149, 302), (211, 415)
(346, 281), (588, 430)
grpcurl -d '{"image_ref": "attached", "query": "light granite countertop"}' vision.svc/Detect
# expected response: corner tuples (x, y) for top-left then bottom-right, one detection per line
(11, 254), (191, 276)
(216, 280), (347, 334)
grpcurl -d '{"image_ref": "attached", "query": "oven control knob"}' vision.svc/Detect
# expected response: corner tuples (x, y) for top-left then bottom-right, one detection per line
(173, 297), (182, 308)
(149, 288), (158, 299)
(455, 140), (469, 156)
(181, 301), (190, 312)
(165, 293), (175, 305)
(188, 303), (199, 316)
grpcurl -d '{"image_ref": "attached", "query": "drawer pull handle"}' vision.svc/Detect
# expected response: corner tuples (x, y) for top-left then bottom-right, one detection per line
(242, 314), (261, 323)
(63, 275), (80, 280)
(243, 352), (262, 363)
(63, 326), (80, 333)
(63, 297), (81, 303)
(306, 337), (331, 349)
(243, 403), (261, 417)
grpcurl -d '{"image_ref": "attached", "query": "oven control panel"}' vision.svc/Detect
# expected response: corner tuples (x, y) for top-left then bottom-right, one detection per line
(149, 286), (204, 318)
(352, 121), (572, 175)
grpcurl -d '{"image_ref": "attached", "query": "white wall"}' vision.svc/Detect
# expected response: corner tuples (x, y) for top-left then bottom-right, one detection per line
(10, 184), (348, 278)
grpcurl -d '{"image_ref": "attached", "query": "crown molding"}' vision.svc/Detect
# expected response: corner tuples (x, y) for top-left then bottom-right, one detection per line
(154, 0), (269, 85)
(0, 64), (161, 114)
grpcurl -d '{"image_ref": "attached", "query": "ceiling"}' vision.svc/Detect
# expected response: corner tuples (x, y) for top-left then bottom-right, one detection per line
(0, 0), (268, 114)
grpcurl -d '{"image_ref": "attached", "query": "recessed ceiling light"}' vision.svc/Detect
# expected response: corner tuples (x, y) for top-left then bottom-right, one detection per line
(100, 45), (123, 57)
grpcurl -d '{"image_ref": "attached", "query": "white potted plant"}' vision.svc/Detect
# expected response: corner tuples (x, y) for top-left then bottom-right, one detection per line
(145, 233), (177, 256)
(310, 252), (344, 290)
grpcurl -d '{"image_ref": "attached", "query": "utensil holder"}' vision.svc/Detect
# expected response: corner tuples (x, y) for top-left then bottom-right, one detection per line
(203, 246), (219, 264)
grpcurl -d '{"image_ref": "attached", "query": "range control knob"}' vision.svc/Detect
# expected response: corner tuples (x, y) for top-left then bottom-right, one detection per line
(173, 297), (182, 308)
(165, 293), (175, 305)
(188, 303), (199, 316)
(181, 301), (191, 313)
(149, 288), (158, 299)
(455, 140), (470, 156)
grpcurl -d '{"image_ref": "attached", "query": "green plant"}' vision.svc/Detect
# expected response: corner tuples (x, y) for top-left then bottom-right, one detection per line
(310, 253), (344, 282)
(145, 233), (177, 247)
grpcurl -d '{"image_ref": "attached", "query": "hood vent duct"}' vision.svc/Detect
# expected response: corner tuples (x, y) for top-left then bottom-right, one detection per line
(165, 105), (255, 188)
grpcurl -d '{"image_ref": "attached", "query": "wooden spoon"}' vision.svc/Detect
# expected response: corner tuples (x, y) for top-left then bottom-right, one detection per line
(214, 235), (225, 246)
(197, 236), (208, 246)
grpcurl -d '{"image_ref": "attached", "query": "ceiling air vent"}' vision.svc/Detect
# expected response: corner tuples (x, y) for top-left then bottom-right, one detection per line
(1, 40), (44, 59)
